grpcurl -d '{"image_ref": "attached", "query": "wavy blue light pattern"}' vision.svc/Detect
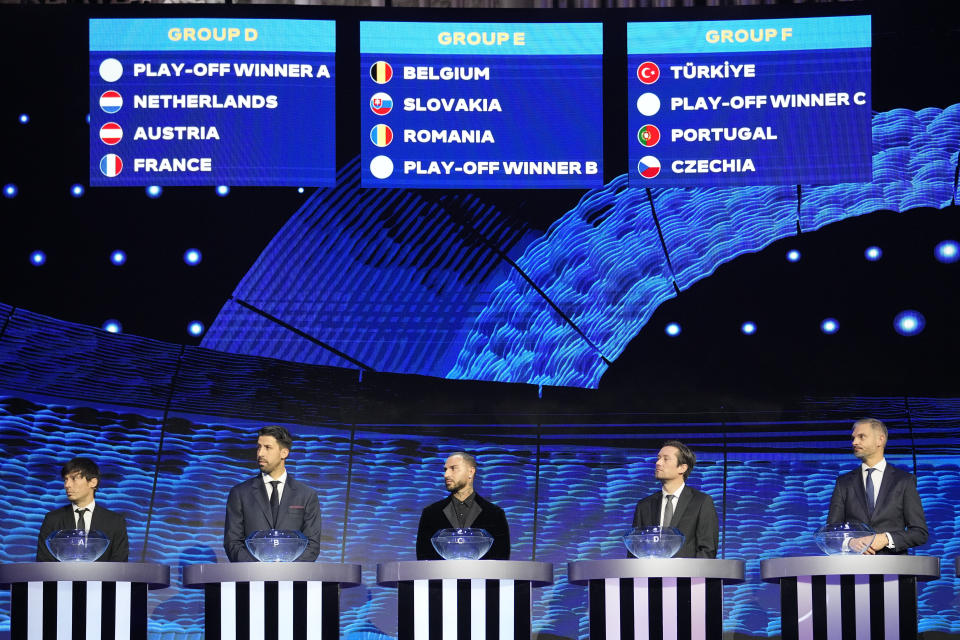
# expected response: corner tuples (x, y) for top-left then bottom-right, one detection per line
(449, 105), (960, 388)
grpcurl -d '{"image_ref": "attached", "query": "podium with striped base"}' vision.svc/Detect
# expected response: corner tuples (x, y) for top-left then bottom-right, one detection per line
(0, 562), (170, 640)
(568, 558), (745, 640)
(761, 555), (940, 640)
(183, 562), (362, 640)
(377, 560), (553, 640)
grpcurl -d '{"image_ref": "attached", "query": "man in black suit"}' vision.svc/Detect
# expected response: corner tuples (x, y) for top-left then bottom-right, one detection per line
(416, 452), (510, 560)
(827, 418), (927, 555)
(224, 426), (323, 562)
(36, 457), (129, 562)
(631, 440), (718, 559)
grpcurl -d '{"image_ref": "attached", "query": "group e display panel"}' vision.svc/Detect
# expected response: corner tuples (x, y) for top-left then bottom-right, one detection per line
(360, 21), (604, 189)
(627, 16), (871, 187)
(89, 18), (336, 187)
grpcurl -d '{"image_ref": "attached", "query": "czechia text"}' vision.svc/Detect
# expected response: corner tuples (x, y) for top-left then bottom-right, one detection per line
(404, 98), (501, 112)
(404, 129), (494, 144)
(672, 158), (756, 173)
(134, 126), (220, 141)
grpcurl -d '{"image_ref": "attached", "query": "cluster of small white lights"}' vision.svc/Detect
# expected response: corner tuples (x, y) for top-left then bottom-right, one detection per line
(70, 184), (85, 198)
(30, 250), (46, 267)
(3, 184), (17, 198)
(188, 321), (205, 337)
(665, 322), (681, 337)
(110, 250), (127, 266)
(146, 185), (162, 199)
(741, 322), (757, 335)
(102, 320), (122, 334)
(184, 248), (202, 266)
(935, 240), (959, 264)
(216, 185), (230, 197)
(864, 246), (882, 261)
(786, 249), (801, 262)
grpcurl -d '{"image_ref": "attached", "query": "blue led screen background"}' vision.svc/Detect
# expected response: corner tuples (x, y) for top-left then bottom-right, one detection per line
(1, 2), (959, 639)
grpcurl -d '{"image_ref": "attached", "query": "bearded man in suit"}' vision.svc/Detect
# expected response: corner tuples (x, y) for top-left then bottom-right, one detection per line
(224, 426), (322, 562)
(631, 440), (718, 559)
(36, 457), (129, 562)
(827, 418), (927, 554)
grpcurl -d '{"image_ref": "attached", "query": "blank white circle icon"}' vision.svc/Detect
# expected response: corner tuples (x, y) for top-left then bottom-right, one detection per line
(370, 155), (394, 179)
(636, 92), (661, 116)
(99, 58), (123, 83)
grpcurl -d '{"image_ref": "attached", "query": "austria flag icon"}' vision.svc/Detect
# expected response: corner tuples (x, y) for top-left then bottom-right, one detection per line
(99, 122), (123, 145)
(638, 155), (661, 179)
(100, 154), (123, 177)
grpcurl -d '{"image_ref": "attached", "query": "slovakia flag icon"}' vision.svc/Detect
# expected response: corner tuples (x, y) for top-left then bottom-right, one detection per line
(638, 156), (661, 179)
(100, 154), (123, 177)
(370, 92), (393, 115)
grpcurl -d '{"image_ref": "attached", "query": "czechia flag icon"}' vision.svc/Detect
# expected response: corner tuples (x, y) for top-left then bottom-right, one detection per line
(637, 155), (661, 179)
(100, 122), (123, 145)
(370, 92), (393, 115)
(370, 124), (393, 147)
(100, 154), (123, 177)
(370, 61), (393, 84)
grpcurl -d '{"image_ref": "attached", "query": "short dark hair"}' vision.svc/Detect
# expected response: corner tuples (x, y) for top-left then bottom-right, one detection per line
(447, 451), (477, 470)
(661, 440), (696, 481)
(61, 457), (101, 490)
(258, 426), (293, 451)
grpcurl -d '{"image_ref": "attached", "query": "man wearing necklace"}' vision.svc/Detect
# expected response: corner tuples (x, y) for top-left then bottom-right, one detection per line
(415, 452), (510, 560)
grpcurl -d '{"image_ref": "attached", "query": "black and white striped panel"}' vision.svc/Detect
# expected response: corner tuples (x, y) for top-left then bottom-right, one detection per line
(779, 575), (918, 640)
(396, 578), (532, 640)
(9, 580), (147, 640)
(203, 581), (340, 640)
(587, 577), (723, 640)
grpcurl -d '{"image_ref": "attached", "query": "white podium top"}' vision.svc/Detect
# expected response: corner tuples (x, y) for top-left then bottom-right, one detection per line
(567, 558), (745, 584)
(183, 562), (362, 586)
(761, 555), (940, 582)
(377, 560), (554, 586)
(0, 562), (170, 589)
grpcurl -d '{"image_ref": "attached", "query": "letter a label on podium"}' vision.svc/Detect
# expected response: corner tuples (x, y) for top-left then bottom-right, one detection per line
(89, 18), (336, 186)
(360, 21), (604, 188)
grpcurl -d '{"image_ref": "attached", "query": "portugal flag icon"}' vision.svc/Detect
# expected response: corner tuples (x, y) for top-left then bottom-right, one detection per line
(637, 155), (660, 179)
(99, 154), (123, 177)
(99, 122), (123, 145)
(637, 124), (660, 147)
(370, 92), (393, 115)
(370, 61), (393, 84)
(370, 124), (394, 147)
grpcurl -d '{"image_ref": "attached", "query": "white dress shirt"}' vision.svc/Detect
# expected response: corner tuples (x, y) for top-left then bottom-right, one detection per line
(861, 458), (894, 549)
(262, 471), (288, 503)
(72, 500), (95, 533)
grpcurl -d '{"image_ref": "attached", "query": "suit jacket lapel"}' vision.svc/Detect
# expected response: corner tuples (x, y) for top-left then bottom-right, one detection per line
(649, 494), (663, 526)
(252, 476), (274, 527)
(873, 465), (897, 515)
(671, 489), (693, 526)
(463, 497), (483, 529)
(442, 498), (458, 528)
(851, 468), (871, 517)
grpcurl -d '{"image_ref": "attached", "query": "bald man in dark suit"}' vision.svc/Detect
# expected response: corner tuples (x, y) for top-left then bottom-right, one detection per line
(827, 418), (927, 554)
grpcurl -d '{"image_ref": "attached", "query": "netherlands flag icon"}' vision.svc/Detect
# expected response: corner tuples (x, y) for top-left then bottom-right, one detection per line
(370, 61), (393, 84)
(100, 154), (123, 177)
(370, 124), (393, 147)
(638, 155), (661, 179)
(370, 92), (393, 115)
(99, 90), (123, 114)
(99, 122), (123, 145)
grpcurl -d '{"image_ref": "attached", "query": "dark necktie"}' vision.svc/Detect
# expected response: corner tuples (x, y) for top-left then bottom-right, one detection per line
(663, 494), (675, 527)
(270, 481), (281, 525)
(865, 468), (876, 516)
(76, 508), (88, 533)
